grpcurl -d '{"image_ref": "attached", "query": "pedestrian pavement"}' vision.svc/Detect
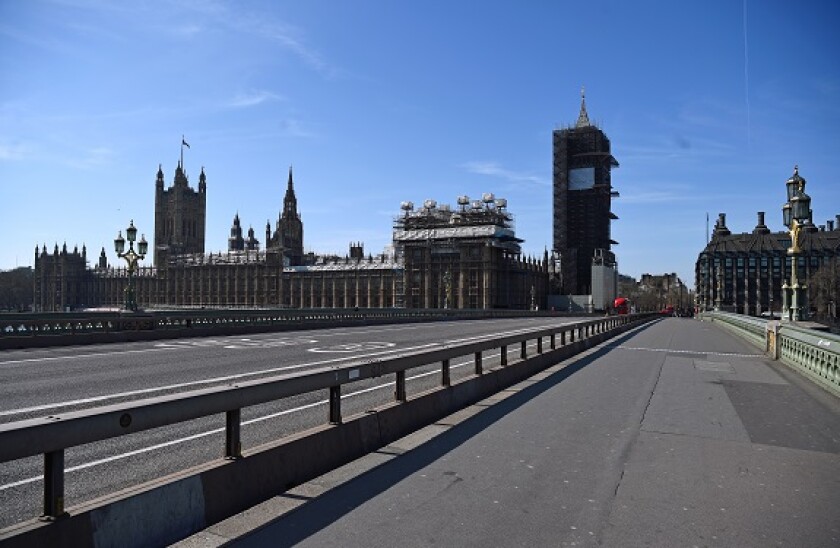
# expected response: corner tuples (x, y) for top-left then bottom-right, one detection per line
(176, 318), (840, 547)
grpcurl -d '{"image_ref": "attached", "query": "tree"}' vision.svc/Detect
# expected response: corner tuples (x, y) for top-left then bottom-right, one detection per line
(810, 258), (840, 323)
(0, 267), (34, 312)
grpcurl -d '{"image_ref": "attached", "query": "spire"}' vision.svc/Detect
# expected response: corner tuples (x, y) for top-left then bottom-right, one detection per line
(283, 166), (298, 218)
(156, 163), (165, 190)
(575, 86), (591, 128)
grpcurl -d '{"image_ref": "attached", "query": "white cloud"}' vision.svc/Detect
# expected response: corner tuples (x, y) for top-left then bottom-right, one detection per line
(279, 118), (316, 138)
(0, 141), (30, 161)
(461, 161), (548, 186)
(227, 90), (284, 108)
(619, 190), (690, 204)
(65, 146), (114, 170)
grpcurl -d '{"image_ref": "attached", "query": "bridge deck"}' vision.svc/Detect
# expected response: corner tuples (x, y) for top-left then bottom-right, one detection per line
(179, 318), (840, 547)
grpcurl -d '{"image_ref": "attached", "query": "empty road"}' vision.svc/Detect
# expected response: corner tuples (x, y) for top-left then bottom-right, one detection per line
(0, 316), (587, 529)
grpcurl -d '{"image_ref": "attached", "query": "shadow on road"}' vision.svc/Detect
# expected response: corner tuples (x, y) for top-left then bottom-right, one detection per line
(232, 323), (656, 547)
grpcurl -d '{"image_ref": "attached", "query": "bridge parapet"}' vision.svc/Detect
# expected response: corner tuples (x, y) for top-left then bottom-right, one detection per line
(700, 311), (840, 397)
(0, 308), (590, 350)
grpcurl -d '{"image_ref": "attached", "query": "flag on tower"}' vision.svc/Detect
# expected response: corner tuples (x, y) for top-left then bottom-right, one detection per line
(182, 137), (190, 148)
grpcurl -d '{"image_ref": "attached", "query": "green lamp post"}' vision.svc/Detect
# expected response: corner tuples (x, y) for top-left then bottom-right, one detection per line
(781, 166), (810, 322)
(114, 220), (148, 311)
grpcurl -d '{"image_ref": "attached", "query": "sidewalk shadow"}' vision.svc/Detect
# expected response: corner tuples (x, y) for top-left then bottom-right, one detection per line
(231, 324), (655, 547)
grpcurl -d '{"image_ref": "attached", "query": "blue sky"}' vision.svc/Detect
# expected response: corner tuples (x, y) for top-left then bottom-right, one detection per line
(1, 0), (838, 288)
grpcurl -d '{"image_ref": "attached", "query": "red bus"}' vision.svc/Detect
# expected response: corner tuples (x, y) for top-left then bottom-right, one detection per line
(614, 297), (629, 315)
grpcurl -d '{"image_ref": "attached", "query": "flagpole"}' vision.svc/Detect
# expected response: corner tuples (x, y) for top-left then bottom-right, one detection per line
(181, 135), (184, 169)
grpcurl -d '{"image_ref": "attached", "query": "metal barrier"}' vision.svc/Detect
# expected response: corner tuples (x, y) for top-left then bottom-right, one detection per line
(0, 314), (651, 523)
(700, 311), (840, 397)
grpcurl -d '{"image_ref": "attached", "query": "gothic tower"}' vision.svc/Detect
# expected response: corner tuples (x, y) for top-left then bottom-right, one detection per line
(267, 167), (304, 265)
(228, 213), (245, 251)
(154, 162), (207, 266)
(552, 89), (619, 294)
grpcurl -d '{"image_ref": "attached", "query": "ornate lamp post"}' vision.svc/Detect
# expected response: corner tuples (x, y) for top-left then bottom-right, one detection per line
(781, 166), (810, 322)
(114, 220), (148, 311)
(442, 270), (452, 309)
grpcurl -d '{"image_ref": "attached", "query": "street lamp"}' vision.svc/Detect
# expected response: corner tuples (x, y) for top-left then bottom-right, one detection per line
(781, 166), (810, 322)
(115, 220), (148, 311)
(442, 270), (452, 309)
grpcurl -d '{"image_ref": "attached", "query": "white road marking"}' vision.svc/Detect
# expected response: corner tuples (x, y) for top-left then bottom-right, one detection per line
(1, 338), (555, 492)
(0, 318), (559, 366)
(615, 345), (762, 358)
(0, 354), (493, 491)
(0, 323), (564, 417)
(0, 342), (439, 417)
(0, 324), (428, 365)
(309, 342), (396, 353)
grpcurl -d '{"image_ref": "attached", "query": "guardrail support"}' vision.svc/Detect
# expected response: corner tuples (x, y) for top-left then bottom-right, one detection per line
(520, 340), (527, 359)
(329, 386), (342, 424)
(537, 337), (543, 354)
(225, 409), (242, 458)
(441, 359), (451, 387)
(501, 345), (508, 366)
(474, 351), (483, 375)
(395, 371), (407, 402)
(42, 450), (65, 520)
(550, 333), (556, 349)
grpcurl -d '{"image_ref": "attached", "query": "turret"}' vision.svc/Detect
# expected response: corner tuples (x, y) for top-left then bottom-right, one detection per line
(199, 166), (206, 194)
(228, 213), (245, 251)
(246, 226), (259, 251)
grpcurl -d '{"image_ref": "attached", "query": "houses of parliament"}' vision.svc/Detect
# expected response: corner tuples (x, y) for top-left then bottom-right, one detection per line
(33, 160), (548, 311)
(32, 96), (625, 312)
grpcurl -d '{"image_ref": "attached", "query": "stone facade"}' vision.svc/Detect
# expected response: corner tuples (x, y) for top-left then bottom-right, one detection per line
(33, 161), (547, 311)
(154, 163), (206, 266)
(395, 196), (547, 310)
(695, 171), (840, 315)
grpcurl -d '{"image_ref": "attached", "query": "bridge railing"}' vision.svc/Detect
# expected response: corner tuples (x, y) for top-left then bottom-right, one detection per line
(0, 308), (586, 350)
(0, 313), (652, 524)
(700, 311), (840, 397)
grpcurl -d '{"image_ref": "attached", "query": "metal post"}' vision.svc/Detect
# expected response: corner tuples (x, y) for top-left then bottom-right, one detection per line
(500, 345), (508, 366)
(561, 331), (566, 345)
(42, 450), (65, 520)
(329, 386), (342, 424)
(441, 359), (451, 387)
(550, 333), (556, 349)
(395, 371), (407, 402)
(520, 340), (527, 359)
(475, 351), (483, 375)
(225, 409), (242, 458)
(537, 337), (543, 354)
